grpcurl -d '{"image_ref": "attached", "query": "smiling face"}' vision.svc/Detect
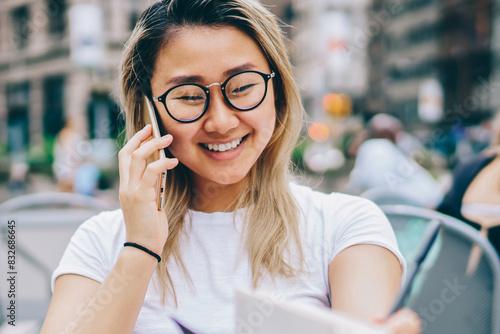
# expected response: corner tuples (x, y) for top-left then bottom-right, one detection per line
(150, 26), (276, 208)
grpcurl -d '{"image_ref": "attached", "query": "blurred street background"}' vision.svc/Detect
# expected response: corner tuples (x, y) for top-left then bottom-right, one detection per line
(2, 1), (500, 333)
(0, 0), (498, 203)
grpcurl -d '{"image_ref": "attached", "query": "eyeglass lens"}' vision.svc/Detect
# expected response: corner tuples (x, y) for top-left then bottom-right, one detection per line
(165, 71), (267, 122)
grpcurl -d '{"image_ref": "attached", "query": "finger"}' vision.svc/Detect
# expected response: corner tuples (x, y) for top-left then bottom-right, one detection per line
(128, 134), (174, 186)
(121, 124), (153, 154)
(385, 309), (422, 334)
(139, 157), (179, 190)
(118, 125), (152, 188)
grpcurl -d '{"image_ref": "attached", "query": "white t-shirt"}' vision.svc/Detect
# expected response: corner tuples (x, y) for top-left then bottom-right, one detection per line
(52, 183), (404, 334)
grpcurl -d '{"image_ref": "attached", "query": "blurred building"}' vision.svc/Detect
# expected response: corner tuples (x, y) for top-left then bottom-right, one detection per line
(0, 0), (294, 165)
(367, 0), (441, 123)
(439, 0), (493, 124)
(367, 0), (494, 126)
(287, 0), (370, 120)
(0, 0), (150, 164)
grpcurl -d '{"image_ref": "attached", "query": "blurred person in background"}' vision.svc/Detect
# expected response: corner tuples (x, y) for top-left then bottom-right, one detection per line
(348, 113), (420, 158)
(52, 118), (87, 192)
(7, 159), (29, 194)
(345, 113), (444, 208)
(41, 1), (421, 333)
(73, 154), (101, 197)
(7, 127), (30, 194)
(437, 111), (500, 254)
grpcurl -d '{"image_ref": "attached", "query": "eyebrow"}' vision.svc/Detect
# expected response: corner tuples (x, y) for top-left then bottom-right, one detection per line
(165, 63), (258, 87)
(223, 63), (256, 77)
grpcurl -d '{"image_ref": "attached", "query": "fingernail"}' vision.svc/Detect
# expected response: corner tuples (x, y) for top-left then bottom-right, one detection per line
(163, 134), (173, 141)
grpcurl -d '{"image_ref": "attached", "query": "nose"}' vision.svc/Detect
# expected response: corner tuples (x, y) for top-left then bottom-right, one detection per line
(202, 87), (239, 134)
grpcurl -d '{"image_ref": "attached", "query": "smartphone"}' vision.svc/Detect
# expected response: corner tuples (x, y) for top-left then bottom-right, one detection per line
(141, 95), (167, 210)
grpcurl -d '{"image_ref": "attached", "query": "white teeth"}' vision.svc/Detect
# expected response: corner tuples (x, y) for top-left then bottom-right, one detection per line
(203, 137), (244, 152)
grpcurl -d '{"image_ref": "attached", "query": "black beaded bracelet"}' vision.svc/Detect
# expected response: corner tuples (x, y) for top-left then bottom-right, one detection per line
(124, 242), (161, 263)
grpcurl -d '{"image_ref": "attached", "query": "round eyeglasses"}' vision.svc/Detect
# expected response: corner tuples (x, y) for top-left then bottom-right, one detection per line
(153, 70), (275, 123)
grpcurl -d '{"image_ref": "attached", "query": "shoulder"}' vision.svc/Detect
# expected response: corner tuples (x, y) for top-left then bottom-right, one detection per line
(443, 154), (495, 199)
(77, 209), (125, 235)
(289, 182), (390, 239)
(289, 182), (403, 269)
(51, 209), (126, 290)
(69, 208), (126, 254)
(289, 182), (382, 219)
(453, 154), (496, 179)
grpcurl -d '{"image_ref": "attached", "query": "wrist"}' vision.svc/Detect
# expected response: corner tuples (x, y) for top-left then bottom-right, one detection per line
(121, 244), (161, 267)
(124, 234), (165, 253)
(124, 242), (162, 263)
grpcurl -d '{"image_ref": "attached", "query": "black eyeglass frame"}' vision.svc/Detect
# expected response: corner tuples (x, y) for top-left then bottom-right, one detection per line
(152, 70), (276, 123)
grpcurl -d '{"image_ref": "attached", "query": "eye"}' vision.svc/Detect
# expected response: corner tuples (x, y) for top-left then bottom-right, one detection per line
(168, 85), (206, 105)
(230, 83), (257, 95)
(175, 95), (205, 102)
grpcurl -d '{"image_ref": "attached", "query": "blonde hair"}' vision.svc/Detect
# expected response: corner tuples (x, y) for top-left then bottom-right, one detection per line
(119, 0), (305, 304)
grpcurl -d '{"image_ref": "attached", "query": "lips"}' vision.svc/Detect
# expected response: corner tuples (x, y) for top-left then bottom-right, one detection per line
(201, 135), (248, 152)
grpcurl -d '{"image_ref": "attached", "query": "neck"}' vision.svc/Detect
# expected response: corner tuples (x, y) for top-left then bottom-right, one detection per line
(190, 178), (247, 213)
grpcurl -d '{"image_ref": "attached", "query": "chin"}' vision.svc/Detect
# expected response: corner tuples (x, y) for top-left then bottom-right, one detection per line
(196, 169), (250, 188)
(212, 172), (248, 186)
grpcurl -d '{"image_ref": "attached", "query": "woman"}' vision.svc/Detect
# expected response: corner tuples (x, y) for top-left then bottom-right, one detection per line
(41, 1), (420, 333)
(438, 112), (500, 254)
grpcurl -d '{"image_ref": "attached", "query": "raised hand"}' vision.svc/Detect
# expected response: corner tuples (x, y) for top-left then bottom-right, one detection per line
(118, 124), (179, 255)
